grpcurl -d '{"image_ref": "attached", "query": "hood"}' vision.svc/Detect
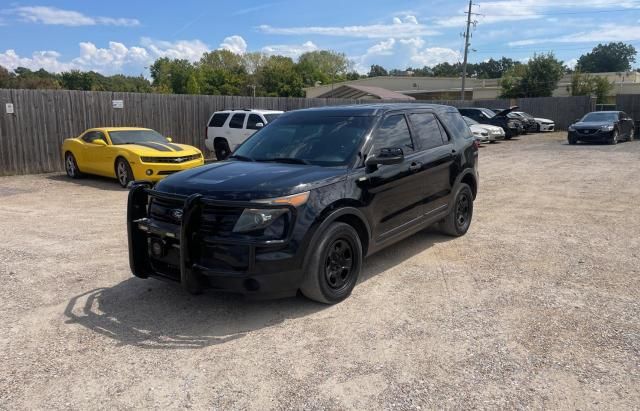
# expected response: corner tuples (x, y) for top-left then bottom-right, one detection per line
(477, 124), (503, 132)
(121, 142), (200, 156)
(154, 160), (347, 200)
(573, 121), (614, 129)
(493, 106), (519, 118)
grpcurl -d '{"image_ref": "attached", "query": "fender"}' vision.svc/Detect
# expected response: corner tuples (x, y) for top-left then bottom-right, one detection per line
(301, 206), (372, 270)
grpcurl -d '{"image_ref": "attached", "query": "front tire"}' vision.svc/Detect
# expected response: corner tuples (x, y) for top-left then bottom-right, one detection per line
(115, 158), (134, 188)
(609, 129), (619, 145)
(536, 123), (541, 133)
(65, 152), (83, 179)
(628, 128), (635, 141)
(300, 223), (363, 304)
(568, 137), (577, 145)
(440, 183), (474, 237)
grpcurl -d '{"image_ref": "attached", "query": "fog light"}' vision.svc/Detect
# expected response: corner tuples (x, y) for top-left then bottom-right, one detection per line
(146, 169), (153, 176)
(151, 240), (163, 257)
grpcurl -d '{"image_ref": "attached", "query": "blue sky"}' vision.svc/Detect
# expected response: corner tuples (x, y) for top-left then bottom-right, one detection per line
(1, 0), (639, 77)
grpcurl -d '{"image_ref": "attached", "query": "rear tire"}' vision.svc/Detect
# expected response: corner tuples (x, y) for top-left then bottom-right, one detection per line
(65, 152), (84, 178)
(440, 183), (474, 237)
(214, 139), (231, 161)
(300, 223), (363, 304)
(115, 158), (134, 188)
(628, 128), (635, 141)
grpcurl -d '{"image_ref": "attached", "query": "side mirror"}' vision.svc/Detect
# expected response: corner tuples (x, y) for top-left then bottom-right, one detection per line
(365, 147), (404, 168)
(255, 122), (264, 129)
(166, 137), (173, 142)
(92, 139), (107, 146)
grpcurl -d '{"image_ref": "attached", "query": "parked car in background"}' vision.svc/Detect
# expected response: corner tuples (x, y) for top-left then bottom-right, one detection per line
(205, 109), (283, 160)
(459, 107), (521, 139)
(509, 111), (538, 133)
(128, 104), (479, 304)
(463, 116), (505, 143)
(568, 111), (635, 145)
(513, 111), (555, 132)
(62, 127), (204, 187)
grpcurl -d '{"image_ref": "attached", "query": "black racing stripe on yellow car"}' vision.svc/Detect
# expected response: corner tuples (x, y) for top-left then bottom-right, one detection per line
(132, 142), (173, 152)
(165, 143), (184, 151)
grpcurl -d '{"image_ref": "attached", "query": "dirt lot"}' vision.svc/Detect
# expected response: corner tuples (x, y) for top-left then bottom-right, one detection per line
(1, 132), (639, 409)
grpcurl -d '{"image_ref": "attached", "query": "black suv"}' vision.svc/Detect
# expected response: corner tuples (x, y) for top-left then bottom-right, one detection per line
(568, 111), (635, 144)
(128, 104), (479, 304)
(459, 107), (522, 139)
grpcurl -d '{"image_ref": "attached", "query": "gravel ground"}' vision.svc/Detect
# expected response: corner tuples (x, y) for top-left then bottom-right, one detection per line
(0, 132), (639, 410)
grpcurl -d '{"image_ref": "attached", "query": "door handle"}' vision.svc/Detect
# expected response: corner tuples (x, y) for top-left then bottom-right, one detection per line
(409, 162), (422, 172)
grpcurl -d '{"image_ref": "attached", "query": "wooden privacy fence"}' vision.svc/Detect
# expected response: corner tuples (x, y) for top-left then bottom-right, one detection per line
(616, 94), (640, 123)
(0, 89), (595, 176)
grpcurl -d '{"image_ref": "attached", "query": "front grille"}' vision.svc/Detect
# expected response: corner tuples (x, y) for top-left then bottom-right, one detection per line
(579, 129), (598, 135)
(200, 206), (243, 237)
(142, 154), (202, 164)
(149, 196), (184, 225)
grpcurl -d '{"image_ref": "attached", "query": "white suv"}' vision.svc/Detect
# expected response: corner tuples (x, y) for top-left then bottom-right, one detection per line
(205, 109), (283, 160)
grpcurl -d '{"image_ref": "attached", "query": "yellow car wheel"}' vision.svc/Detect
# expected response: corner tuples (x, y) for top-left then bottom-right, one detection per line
(65, 152), (84, 179)
(115, 158), (134, 188)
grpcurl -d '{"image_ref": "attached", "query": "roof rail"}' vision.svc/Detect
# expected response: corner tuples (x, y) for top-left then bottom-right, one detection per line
(224, 108), (252, 112)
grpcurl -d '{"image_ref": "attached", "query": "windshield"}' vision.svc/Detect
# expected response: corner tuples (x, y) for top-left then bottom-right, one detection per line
(516, 112), (533, 119)
(233, 114), (374, 167)
(264, 113), (281, 123)
(480, 108), (496, 118)
(109, 130), (170, 145)
(581, 112), (618, 122)
(463, 116), (479, 126)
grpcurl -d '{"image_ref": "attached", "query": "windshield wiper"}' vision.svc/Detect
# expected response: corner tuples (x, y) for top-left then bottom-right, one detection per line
(256, 157), (310, 165)
(228, 154), (254, 162)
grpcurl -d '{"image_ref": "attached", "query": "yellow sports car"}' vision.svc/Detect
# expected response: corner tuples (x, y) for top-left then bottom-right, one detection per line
(62, 127), (204, 187)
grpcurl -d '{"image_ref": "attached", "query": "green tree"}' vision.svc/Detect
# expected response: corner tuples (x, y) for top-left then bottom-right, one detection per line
(500, 53), (564, 98)
(185, 73), (201, 94)
(197, 50), (247, 95)
(61, 70), (95, 90)
(567, 71), (614, 102)
(0, 65), (14, 88)
(576, 42), (637, 73)
(431, 62), (462, 77)
(368, 64), (388, 77)
(149, 58), (196, 94)
(297, 50), (351, 86)
(258, 55), (304, 97)
(474, 57), (520, 79)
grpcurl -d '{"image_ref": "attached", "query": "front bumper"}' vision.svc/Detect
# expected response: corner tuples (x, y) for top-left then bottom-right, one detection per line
(569, 129), (612, 142)
(538, 123), (555, 132)
(131, 158), (204, 182)
(127, 183), (304, 297)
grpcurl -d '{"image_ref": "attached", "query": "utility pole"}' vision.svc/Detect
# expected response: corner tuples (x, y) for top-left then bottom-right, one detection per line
(460, 0), (474, 101)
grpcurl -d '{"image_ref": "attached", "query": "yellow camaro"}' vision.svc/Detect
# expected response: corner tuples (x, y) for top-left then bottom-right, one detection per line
(62, 127), (204, 187)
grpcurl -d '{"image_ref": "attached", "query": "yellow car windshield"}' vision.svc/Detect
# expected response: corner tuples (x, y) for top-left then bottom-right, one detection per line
(110, 130), (169, 145)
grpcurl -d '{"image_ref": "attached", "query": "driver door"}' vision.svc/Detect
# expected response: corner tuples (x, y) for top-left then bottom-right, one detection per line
(360, 113), (425, 242)
(81, 131), (111, 175)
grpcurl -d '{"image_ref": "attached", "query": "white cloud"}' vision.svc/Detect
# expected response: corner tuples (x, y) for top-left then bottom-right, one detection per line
(509, 24), (640, 46)
(262, 41), (318, 58)
(353, 36), (460, 73)
(12, 6), (140, 27)
(0, 38), (212, 75)
(219, 35), (248, 55)
(565, 58), (578, 69)
(258, 16), (439, 38)
(140, 38), (210, 61)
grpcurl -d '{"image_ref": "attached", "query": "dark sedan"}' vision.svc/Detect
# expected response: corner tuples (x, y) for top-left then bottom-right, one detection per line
(568, 111), (635, 145)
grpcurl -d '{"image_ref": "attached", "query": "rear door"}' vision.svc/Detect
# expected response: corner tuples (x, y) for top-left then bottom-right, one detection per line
(246, 114), (264, 138)
(227, 113), (247, 150)
(362, 112), (426, 241)
(206, 112), (230, 150)
(407, 112), (454, 215)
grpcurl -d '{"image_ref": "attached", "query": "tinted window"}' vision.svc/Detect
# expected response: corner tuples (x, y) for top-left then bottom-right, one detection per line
(229, 113), (246, 129)
(246, 114), (264, 130)
(233, 114), (373, 167)
(209, 113), (230, 127)
(582, 112), (617, 122)
(373, 114), (414, 154)
(442, 111), (473, 140)
(82, 131), (107, 144)
(264, 113), (281, 123)
(409, 113), (446, 150)
(109, 130), (169, 145)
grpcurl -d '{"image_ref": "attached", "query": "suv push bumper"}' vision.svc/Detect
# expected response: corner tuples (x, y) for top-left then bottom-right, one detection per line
(127, 183), (304, 297)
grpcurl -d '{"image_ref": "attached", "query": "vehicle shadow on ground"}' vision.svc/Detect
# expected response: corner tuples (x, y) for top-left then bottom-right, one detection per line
(64, 228), (450, 350)
(46, 174), (125, 192)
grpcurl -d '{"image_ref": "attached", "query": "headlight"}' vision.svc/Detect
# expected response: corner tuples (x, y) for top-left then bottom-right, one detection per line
(600, 124), (614, 131)
(232, 191), (309, 233)
(568, 126), (575, 131)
